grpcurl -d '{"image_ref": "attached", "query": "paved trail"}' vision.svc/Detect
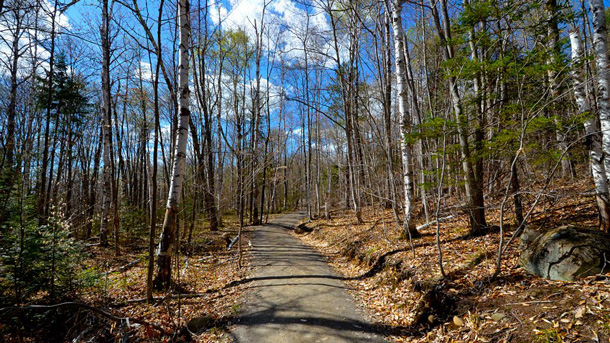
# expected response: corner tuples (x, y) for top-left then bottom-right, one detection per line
(231, 212), (386, 343)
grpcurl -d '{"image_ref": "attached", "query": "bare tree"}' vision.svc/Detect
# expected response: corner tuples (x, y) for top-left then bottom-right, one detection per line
(570, 24), (610, 231)
(154, 0), (191, 290)
(146, 0), (165, 301)
(390, 0), (420, 238)
(99, 0), (115, 247)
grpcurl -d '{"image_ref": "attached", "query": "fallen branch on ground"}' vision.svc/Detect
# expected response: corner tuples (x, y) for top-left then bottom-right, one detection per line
(122, 293), (213, 304)
(104, 259), (140, 276)
(227, 235), (239, 250)
(416, 215), (456, 231)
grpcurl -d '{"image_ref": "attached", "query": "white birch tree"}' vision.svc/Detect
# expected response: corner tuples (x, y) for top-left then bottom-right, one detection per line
(390, 0), (419, 237)
(589, 0), (610, 185)
(154, 0), (191, 289)
(570, 25), (610, 231)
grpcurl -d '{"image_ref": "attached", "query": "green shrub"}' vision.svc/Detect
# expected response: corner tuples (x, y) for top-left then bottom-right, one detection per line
(0, 216), (96, 304)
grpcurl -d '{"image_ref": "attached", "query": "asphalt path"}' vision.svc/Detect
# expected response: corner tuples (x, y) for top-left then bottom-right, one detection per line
(230, 212), (387, 343)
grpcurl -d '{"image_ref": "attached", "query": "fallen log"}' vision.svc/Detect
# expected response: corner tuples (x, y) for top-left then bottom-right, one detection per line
(416, 215), (456, 231)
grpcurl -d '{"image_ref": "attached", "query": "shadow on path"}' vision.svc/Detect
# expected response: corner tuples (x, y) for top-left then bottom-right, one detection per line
(229, 212), (388, 343)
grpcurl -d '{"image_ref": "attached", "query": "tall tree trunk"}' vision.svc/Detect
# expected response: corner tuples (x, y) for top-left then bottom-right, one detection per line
(37, 0), (58, 225)
(546, 0), (573, 178)
(326, 2), (362, 223)
(431, 0), (486, 236)
(191, 56), (217, 231)
(146, 0), (164, 301)
(260, 65), (272, 224)
(570, 24), (610, 231)
(463, 0), (487, 221)
(215, 40), (226, 227)
(381, 8), (401, 224)
(390, 0), (420, 237)
(99, 0), (113, 247)
(589, 0), (610, 185)
(112, 85), (123, 256)
(190, 1), (219, 231)
(154, 0), (191, 290)
(0, 4), (22, 224)
(250, 14), (265, 226)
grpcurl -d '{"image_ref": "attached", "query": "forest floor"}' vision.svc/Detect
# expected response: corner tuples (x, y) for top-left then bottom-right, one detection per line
(4, 179), (610, 343)
(1, 215), (257, 343)
(295, 178), (610, 343)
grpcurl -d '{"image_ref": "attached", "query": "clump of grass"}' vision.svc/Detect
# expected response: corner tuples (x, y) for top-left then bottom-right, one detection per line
(533, 327), (563, 343)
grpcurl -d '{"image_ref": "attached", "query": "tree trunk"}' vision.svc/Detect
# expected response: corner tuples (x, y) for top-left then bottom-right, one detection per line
(432, 0), (486, 236)
(589, 0), (610, 184)
(37, 1), (58, 225)
(100, 0), (113, 247)
(390, 0), (420, 238)
(0, 4), (22, 224)
(326, 3), (362, 224)
(463, 0), (487, 223)
(546, 0), (573, 178)
(570, 24), (610, 232)
(154, 0), (191, 290)
(146, 1), (164, 300)
(380, 9), (401, 224)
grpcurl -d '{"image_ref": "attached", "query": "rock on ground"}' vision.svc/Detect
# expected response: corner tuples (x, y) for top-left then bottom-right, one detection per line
(519, 225), (610, 281)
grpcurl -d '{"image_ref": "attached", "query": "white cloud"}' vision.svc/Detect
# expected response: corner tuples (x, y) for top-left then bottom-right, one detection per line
(211, 0), (331, 63)
(0, 0), (71, 78)
(138, 61), (153, 81)
(290, 127), (302, 136)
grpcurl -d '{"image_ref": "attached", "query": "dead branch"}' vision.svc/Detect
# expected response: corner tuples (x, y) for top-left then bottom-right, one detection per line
(416, 215), (456, 231)
(104, 259), (140, 275)
(227, 235), (240, 250)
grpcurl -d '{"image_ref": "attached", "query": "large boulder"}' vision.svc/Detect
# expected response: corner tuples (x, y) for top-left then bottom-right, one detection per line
(519, 226), (610, 281)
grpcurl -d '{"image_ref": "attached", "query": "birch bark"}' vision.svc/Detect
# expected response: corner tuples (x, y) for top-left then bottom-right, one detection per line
(154, 0), (191, 289)
(589, 0), (610, 183)
(569, 25), (610, 231)
(390, 0), (419, 237)
(381, 8), (401, 224)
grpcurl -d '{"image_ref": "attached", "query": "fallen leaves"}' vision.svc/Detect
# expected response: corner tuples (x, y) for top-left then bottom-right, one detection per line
(295, 179), (610, 343)
(490, 312), (505, 322)
(56, 220), (253, 343)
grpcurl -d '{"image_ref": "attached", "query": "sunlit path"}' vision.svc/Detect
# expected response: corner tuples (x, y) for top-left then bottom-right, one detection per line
(230, 212), (387, 343)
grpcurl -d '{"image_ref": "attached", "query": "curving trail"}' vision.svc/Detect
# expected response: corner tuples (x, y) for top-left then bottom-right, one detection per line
(230, 212), (387, 343)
